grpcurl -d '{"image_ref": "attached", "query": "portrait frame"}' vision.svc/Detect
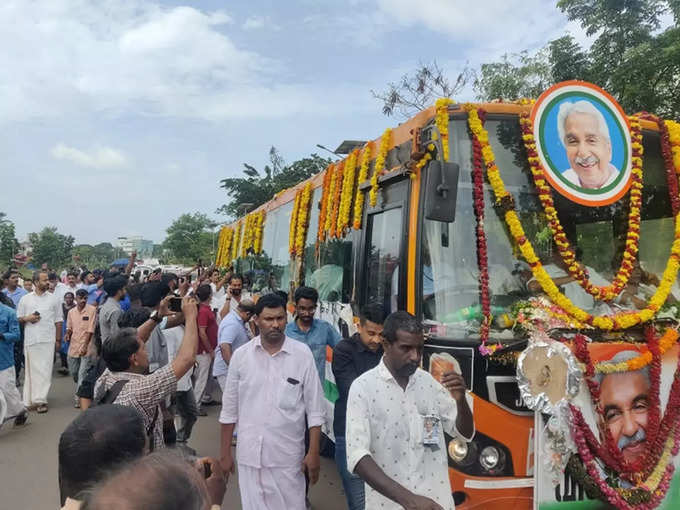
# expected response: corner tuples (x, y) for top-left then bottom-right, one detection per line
(531, 80), (633, 207)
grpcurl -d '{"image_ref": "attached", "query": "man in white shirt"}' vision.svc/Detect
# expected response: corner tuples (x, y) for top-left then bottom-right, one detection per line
(346, 311), (474, 510)
(49, 272), (70, 304)
(16, 270), (63, 413)
(219, 293), (325, 510)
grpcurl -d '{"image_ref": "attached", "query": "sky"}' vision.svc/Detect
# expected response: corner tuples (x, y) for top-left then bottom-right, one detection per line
(0, 0), (590, 245)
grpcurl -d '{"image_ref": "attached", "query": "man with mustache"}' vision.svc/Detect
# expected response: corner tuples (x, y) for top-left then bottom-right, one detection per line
(557, 100), (618, 190)
(219, 293), (325, 510)
(346, 311), (474, 510)
(219, 274), (252, 319)
(597, 350), (650, 464)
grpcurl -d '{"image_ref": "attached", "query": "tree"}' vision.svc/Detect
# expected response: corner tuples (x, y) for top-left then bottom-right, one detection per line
(474, 0), (680, 118)
(372, 61), (472, 118)
(72, 242), (117, 268)
(28, 227), (75, 270)
(217, 148), (331, 218)
(162, 213), (216, 264)
(0, 212), (20, 270)
(473, 51), (552, 102)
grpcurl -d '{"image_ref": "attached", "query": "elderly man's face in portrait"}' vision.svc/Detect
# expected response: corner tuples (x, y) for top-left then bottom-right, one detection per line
(564, 112), (613, 188)
(598, 370), (649, 464)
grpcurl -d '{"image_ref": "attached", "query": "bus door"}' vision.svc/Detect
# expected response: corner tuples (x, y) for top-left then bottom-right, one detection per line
(359, 177), (410, 315)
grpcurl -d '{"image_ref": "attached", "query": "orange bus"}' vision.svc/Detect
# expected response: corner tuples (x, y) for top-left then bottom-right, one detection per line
(215, 101), (672, 509)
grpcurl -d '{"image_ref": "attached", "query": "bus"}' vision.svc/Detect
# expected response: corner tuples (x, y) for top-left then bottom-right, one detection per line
(215, 100), (674, 509)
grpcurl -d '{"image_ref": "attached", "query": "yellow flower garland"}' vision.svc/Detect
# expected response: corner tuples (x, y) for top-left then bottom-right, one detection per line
(253, 211), (265, 254)
(667, 120), (680, 172)
(295, 183), (313, 257)
(231, 221), (242, 262)
(465, 105), (680, 330)
(289, 189), (302, 256)
(324, 164), (338, 234)
(593, 329), (679, 374)
(369, 128), (392, 207)
(353, 145), (372, 229)
(337, 149), (359, 236)
(435, 98), (454, 161)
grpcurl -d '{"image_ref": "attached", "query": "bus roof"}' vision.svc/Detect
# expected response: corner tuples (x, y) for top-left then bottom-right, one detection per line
(227, 101), (661, 222)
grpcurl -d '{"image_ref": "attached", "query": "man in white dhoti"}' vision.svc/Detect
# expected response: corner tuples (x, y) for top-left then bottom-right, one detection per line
(219, 293), (325, 510)
(16, 270), (62, 413)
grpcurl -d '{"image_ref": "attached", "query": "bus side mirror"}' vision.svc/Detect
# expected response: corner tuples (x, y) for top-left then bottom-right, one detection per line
(424, 160), (459, 223)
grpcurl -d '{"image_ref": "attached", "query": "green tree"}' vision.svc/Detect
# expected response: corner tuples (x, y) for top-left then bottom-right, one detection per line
(29, 227), (75, 270)
(217, 148), (331, 218)
(0, 213), (20, 270)
(473, 50), (552, 102)
(474, 0), (680, 117)
(72, 242), (117, 268)
(162, 213), (216, 264)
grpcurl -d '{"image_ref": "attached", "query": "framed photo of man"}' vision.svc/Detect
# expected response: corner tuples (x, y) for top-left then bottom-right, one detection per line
(531, 80), (633, 207)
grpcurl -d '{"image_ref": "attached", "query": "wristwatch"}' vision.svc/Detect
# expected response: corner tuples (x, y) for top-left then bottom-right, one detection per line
(149, 310), (162, 323)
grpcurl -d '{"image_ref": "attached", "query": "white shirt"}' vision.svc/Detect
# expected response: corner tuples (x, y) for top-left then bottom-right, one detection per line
(16, 291), (62, 346)
(164, 326), (192, 391)
(210, 283), (226, 311)
(219, 335), (325, 468)
(51, 282), (70, 304)
(346, 359), (475, 510)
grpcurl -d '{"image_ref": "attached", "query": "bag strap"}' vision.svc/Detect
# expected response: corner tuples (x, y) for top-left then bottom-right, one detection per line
(96, 379), (129, 405)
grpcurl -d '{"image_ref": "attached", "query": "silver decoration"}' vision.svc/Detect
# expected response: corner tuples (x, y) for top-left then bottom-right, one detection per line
(517, 340), (582, 415)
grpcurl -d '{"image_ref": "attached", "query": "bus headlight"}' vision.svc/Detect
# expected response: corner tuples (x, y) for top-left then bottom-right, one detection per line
(448, 438), (468, 462)
(479, 446), (505, 472)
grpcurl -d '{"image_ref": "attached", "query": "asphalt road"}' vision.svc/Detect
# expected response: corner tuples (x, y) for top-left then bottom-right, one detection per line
(0, 367), (347, 510)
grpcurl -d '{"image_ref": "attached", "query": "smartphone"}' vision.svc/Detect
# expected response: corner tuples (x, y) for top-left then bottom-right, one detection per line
(169, 297), (182, 313)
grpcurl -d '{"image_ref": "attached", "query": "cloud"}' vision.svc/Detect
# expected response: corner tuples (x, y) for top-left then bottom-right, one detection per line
(0, 1), (334, 123)
(50, 143), (127, 169)
(242, 16), (279, 31)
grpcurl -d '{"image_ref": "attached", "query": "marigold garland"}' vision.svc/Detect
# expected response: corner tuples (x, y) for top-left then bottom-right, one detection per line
(464, 105), (680, 330)
(520, 113), (643, 301)
(252, 211), (265, 255)
(593, 328), (679, 374)
(295, 182), (313, 257)
(324, 163), (339, 235)
(337, 149), (359, 236)
(231, 221), (242, 262)
(435, 97), (454, 161)
(289, 190), (302, 256)
(666, 120), (680, 172)
(215, 226), (234, 267)
(317, 164), (334, 247)
(329, 162), (344, 239)
(369, 128), (392, 207)
(353, 145), (372, 229)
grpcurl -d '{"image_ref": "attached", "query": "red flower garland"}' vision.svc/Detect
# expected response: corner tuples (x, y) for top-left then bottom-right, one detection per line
(640, 113), (680, 216)
(470, 114), (493, 354)
(519, 113), (643, 302)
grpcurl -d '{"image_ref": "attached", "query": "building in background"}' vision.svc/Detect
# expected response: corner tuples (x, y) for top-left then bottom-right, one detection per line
(116, 236), (153, 258)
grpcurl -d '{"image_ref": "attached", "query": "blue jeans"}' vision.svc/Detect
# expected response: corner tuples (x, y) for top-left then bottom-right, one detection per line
(334, 435), (365, 510)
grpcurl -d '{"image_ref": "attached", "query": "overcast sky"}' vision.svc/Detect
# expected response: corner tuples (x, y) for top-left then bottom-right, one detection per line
(1, 0), (588, 245)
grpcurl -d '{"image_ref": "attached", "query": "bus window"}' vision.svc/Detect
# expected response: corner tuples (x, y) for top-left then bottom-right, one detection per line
(260, 199), (294, 293)
(364, 206), (403, 316)
(422, 117), (675, 336)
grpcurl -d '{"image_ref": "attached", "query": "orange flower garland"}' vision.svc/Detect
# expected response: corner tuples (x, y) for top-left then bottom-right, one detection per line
(465, 105), (680, 330)
(289, 189), (302, 256)
(215, 226), (234, 267)
(353, 144), (371, 229)
(329, 162), (344, 238)
(593, 328), (679, 374)
(369, 128), (392, 207)
(324, 163), (338, 235)
(295, 183), (313, 257)
(519, 112), (643, 301)
(317, 164), (333, 244)
(337, 149), (359, 236)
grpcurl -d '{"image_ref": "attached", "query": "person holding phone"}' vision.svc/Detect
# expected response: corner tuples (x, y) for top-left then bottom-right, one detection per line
(65, 289), (97, 408)
(16, 270), (63, 413)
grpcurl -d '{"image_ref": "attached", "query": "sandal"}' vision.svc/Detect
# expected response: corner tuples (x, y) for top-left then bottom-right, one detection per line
(36, 404), (48, 414)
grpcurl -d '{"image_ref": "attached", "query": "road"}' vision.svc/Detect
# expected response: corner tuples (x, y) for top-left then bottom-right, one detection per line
(0, 367), (347, 510)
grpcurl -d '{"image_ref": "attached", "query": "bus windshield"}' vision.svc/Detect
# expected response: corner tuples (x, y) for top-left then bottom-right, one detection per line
(422, 116), (676, 338)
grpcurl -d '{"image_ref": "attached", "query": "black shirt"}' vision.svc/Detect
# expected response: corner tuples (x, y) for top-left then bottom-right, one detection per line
(331, 333), (383, 437)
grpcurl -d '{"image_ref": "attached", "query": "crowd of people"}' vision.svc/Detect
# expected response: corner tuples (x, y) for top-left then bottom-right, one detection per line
(0, 258), (474, 510)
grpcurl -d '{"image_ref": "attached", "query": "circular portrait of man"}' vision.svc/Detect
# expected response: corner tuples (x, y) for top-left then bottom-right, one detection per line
(531, 81), (633, 207)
